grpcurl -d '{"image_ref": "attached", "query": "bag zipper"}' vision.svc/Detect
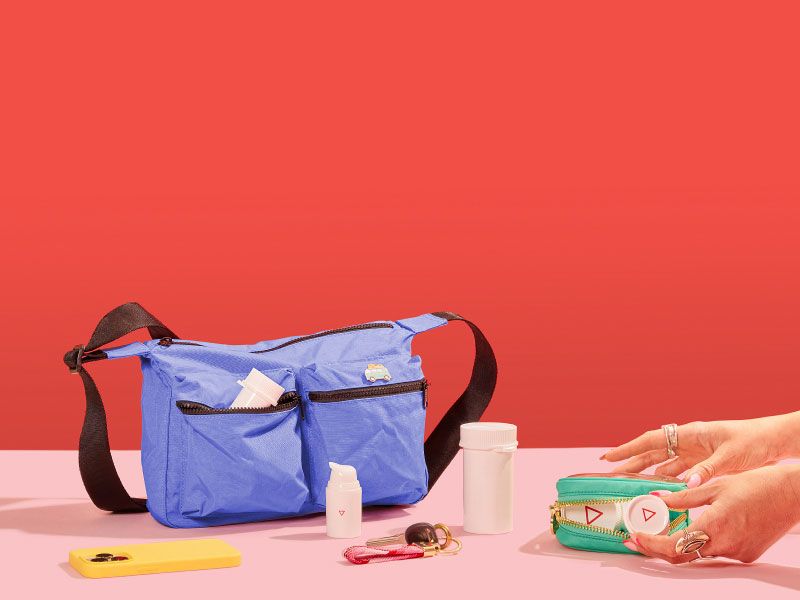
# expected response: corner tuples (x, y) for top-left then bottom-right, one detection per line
(176, 391), (300, 415)
(549, 497), (688, 539)
(308, 379), (428, 404)
(252, 322), (393, 354)
(157, 322), (393, 352)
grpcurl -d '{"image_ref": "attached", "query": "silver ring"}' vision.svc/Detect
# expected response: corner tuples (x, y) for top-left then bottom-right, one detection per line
(662, 423), (678, 459)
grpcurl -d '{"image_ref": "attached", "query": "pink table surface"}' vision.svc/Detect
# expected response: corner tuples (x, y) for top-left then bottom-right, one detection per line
(3, 448), (799, 599)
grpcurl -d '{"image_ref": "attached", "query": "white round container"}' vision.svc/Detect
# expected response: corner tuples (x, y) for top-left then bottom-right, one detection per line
(622, 495), (670, 536)
(460, 422), (518, 534)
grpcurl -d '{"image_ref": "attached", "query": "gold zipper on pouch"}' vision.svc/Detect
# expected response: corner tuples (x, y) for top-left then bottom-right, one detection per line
(549, 498), (688, 539)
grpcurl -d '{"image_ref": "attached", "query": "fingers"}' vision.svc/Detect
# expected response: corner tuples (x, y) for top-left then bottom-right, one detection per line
(612, 449), (670, 473)
(661, 485), (718, 510)
(602, 429), (664, 462)
(626, 507), (725, 564)
(653, 457), (691, 477)
(625, 531), (696, 564)
(683, 449), (734, 488)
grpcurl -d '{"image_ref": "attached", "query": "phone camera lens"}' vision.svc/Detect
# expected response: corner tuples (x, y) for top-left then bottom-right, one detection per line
(95, 553), (113, 558)
(90, 557), (109, 562)
(111, 556), (129, 561)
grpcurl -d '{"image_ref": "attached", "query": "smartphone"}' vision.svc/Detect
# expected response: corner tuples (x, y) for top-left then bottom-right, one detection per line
(68, 539), (241, 578)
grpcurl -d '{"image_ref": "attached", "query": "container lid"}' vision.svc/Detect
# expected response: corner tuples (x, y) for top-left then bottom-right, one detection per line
(459, 422), (518, 451)
(622, 495), (670, 536)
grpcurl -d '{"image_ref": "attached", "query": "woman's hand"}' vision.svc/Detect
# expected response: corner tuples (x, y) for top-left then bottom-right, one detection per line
(624, 465), (800, 563)
(601, 412), (800, 487)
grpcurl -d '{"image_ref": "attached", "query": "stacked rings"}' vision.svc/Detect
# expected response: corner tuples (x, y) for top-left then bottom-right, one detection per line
(662, 423), (678, 459)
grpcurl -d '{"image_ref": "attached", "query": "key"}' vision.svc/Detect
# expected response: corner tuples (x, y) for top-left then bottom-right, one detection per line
(343, 537), (462, 565)
(366, 522), (451, 549)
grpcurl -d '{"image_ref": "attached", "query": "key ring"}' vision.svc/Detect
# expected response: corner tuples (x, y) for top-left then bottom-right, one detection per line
(436, 536), (462, 556)
(433, 523), (453, 549)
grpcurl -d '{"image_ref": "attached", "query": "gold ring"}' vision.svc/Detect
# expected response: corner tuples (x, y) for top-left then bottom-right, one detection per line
(662, 423), (678, 459)
(437, 537), (462, 556)
(675, 530), (710, 555)
(434, 523), (453, 549)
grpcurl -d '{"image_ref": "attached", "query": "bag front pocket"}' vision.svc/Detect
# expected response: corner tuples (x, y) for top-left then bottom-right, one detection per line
(305, 379), (428, 506)
(177, 393), (310, 521)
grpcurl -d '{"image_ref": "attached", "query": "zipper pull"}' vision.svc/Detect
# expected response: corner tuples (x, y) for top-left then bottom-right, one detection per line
(423, 381), (430, 408)
(549, 504), (562, 534)
(158, 338), (174, 347)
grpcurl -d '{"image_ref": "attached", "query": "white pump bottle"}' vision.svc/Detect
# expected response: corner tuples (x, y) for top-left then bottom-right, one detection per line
(325, 462), (362, 538)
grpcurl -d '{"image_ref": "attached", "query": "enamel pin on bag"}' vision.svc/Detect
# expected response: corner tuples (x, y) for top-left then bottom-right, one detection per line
(64, 303), (496, 528)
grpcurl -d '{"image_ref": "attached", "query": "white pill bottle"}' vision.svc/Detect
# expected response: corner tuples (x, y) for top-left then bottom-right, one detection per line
(460, 422), (518, 534)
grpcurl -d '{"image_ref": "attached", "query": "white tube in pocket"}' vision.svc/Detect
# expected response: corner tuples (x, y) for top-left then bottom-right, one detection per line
(230, 368), (284, 409)
(460, 422), (517, 534)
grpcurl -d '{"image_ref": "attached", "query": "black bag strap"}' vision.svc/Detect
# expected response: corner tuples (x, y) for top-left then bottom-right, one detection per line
(424, 312), (497, 489)
(63, 302), (177, 513)
(64, 305), (495, 512)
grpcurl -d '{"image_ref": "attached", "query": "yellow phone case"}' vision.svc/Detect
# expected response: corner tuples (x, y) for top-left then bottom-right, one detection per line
(69, 539), (241, 578)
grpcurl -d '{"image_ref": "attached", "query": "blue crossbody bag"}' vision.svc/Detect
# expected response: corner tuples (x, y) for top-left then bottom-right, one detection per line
(64, 303), (496, 528)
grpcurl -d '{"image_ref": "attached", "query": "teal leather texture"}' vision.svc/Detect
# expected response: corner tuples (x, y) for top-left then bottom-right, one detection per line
(553, 474), (690, 554)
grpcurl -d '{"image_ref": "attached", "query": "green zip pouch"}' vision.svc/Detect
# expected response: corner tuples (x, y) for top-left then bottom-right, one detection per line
(549, 473), (690, 554)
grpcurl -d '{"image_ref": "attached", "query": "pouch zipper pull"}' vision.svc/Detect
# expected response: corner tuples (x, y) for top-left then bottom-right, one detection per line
(158, 337), (174, 347)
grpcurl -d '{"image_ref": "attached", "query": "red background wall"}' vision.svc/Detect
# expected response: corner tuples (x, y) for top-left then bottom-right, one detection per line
(2, 2), (799, 450)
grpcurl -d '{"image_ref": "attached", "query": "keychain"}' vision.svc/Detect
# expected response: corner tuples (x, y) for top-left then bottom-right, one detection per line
(366, 522), (453, 549)
(343, 522), (462, 565)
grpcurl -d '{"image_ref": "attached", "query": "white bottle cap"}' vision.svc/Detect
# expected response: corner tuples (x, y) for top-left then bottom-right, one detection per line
(328, 462), (360, 490)
(459, 422), (518, 452)
(231, 368), (285, 408)
(622, 495), (670, 535)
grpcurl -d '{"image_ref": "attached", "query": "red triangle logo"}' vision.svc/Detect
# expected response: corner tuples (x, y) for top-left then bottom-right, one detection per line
(585, 506), (603, 524)
(642, 508), (656, 522)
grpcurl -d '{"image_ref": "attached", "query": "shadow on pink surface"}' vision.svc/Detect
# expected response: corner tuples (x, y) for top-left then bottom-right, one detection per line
(0, 498), (410, 539)
(521, 530), (800, 593)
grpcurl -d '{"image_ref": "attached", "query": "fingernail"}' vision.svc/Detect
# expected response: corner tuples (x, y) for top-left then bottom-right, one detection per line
(650, 489), (672, 497)
(687, 473), (701, 488)
(599, 453), (607, 460)
(628, 534), (639, 545)
(623, 541), (638, 552)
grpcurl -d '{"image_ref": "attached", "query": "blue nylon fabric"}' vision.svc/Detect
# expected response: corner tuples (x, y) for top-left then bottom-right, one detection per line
(106, 314), (447, 528)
